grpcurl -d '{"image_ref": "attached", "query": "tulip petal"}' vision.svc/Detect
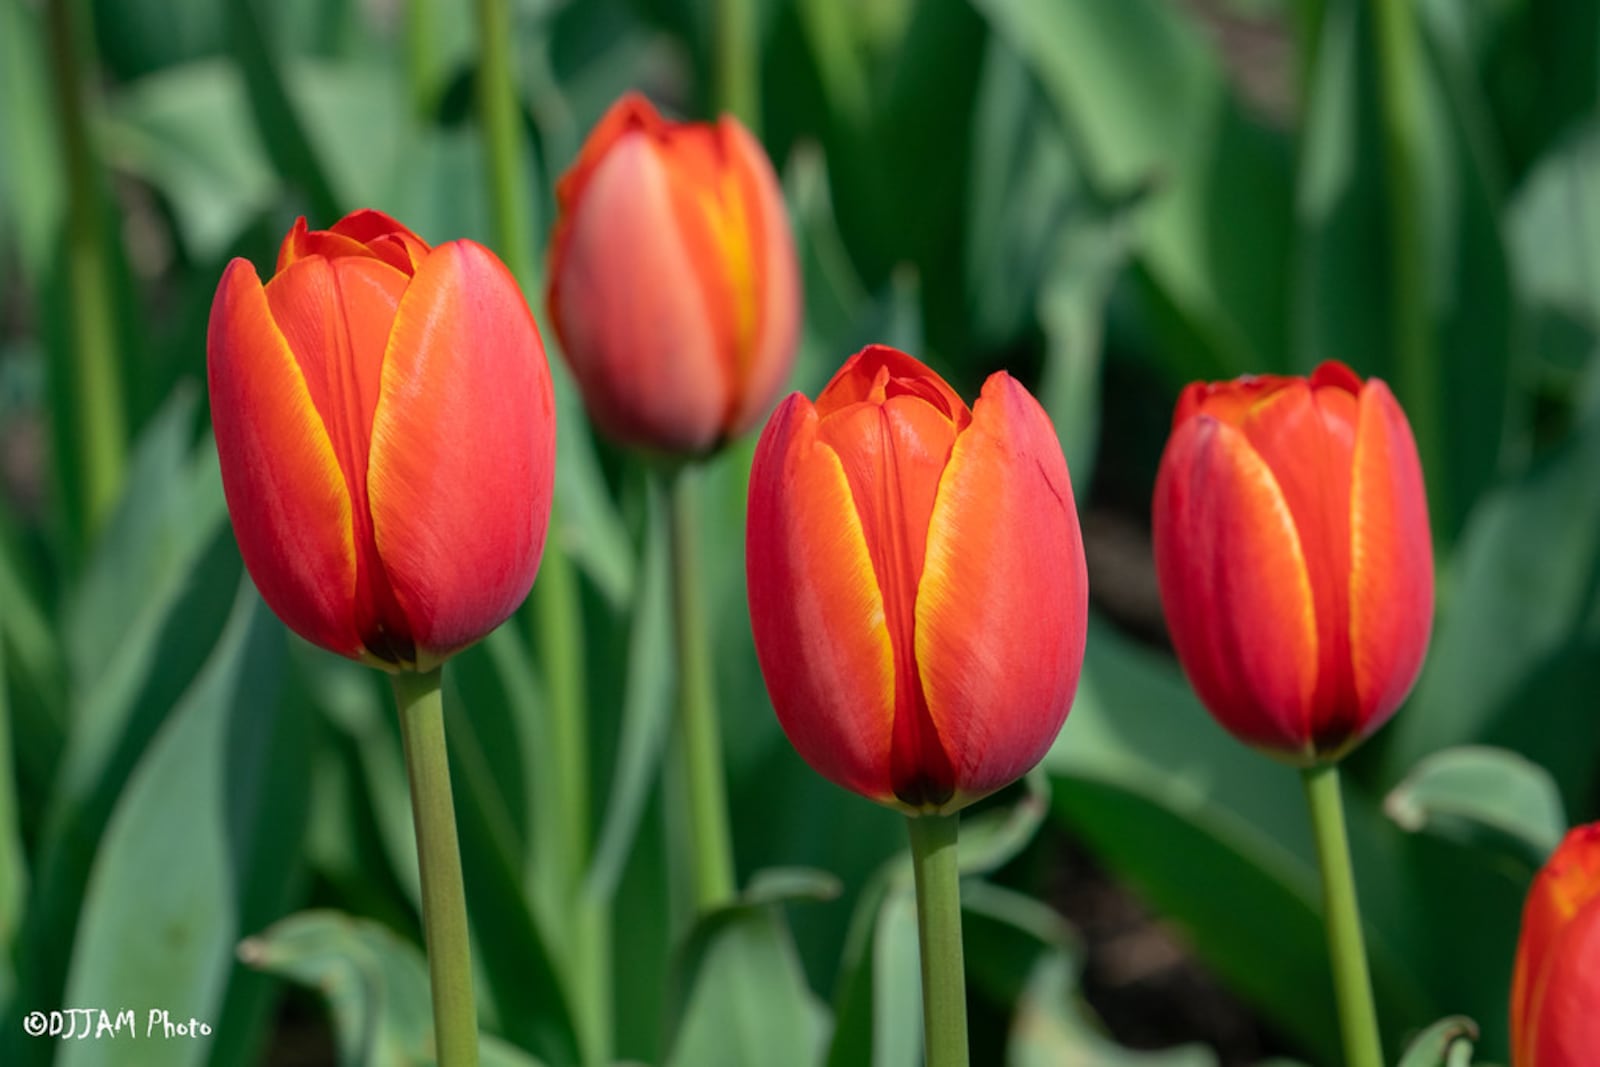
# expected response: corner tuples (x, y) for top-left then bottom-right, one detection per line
(207, 258), (362, 657)
(722, 119), (801, 438)
(367, 240), (556, 668)
(1526, 896), (1600, 1067)
(1347, 379), (1433, 733)
(747, 394), (897, 803)
(915, 374), (1087, 804)
(1154, 415), (1320, 756)
(1513, 825), (1600, 1067)
(547, 132), (727, 452)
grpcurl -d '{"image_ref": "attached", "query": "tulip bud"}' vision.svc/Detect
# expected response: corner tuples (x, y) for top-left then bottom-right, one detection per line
(208, 210), (556, 672)
(1512, 823), (1600, 1067)
(546, 92), (801, 456)
(1152, 361), (1433, 763)
(746, 345), (1088, 813)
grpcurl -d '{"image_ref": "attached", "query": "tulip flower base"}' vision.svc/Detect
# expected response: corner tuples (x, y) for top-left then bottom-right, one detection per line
(393, 668), (479, 1067)
(907, 813), (969, 1067)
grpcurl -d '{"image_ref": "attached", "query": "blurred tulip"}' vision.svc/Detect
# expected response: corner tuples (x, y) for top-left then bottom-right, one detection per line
(1512, 823), (1600, 1067)
(208, 209), (556, 672)
(546, 92), (800, 455)
(1152, 361), (1433, 763)
(746, 345), (1088, 812)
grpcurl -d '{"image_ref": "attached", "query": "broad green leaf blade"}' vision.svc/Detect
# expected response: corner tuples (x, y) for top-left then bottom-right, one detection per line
(1293, 0), (1516, 537)
(239, 910), (550, 1067)
(1385, 746), (1566, 870)
(665, 901), (829, 1067)
(587, 480), (674, 901)
(0, 0), (65, 281)
(57, 583), (306, 1067)
(1047, 619), (1434, 1063)
(100, 60), (278, 260)
(1397, 1016), (1479, 1067)
(869, 890), (921, 1067)
(1010, 952), (1218, 1067)
(956, 772), (1050, 878)
(974, 0), (1293, 381)
(0, 632), (24, 1009)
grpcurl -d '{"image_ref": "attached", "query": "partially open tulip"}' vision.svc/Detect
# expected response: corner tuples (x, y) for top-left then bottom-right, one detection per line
(546, 92), (800, 455)
(746, 345), (1088, 813)
(208, 210), (556, 672)
(1152, 361), (1433, 763)
(1513, 823), (1600, 1067)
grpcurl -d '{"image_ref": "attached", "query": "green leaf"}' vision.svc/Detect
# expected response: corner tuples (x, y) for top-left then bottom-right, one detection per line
(1397, 1016), (1478, 1067)
(0, 0), (65, 282)
(1293, 0), (1516, 536)
(239, 910), (551, 1067)
(1385, 746), (1566, 870)
(956, 772), (1050, 878)
(974, 0), (1293, 380)
(100, 60), (278, 260)
(665, 900), (830, 1067)
(586, 479), (674, 901)
(1046, 619), (1435, 1063)
(56, 583), (309, 1067)
(1010, 952), (1218, 1067)
(0, 626), (25, 1009)
(826, 878), (920, 1067)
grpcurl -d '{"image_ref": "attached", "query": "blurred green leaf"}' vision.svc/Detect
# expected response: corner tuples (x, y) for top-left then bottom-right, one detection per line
(957, 773), (1050, 878)
(1047, 619), (1434, 1063)
(1385, 746), (1565, 870)
(587, 479), (673, 901)
(1293, 0), (1516, 536)
(239, 910), (551, 1067)
(825, 881), (919, 1067)
(665, 898), (829, 1067)
(101, 60), (278, 260)
(976, 0), (1293, 381)
(0, 0), (65, 281)
(1396, 1016), (1478, 1067)
(1010, 952), (1217, 1067)
(0, 633), (24, 1010)
(57, 583), (309, 1067)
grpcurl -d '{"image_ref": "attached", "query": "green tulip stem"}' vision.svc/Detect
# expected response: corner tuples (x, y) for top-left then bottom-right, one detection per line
(715, 0), (759, 129)
(1302, 762), (1384, 1067)
(473, 0), (611, 1058)
(46, 0), (126, 541)
(392, 668), (478, 1067)
(667, 467), (737, 910)
(906, 812), (969, 1067)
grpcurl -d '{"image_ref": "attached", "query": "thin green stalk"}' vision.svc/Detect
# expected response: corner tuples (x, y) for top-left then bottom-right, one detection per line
(906, 813), (968, 1067)
(472, 3), (609, 1057)
(667, 467), (736, 910)
(392, 669), (478, 1067)
(1302, 763), (1384, 1067)
(714, 0), (758, 128)
(45, 0), (126, 540)
(1368, 0), (1443, 530)
(406, 0), (445, 119)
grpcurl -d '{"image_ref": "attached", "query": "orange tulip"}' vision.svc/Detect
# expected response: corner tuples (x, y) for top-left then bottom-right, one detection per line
(1152, 361), (1433, 763)
(1512, 823), (1600, 1067)
(546, 92), (800, 455)
(746, 345), (1088, 812)
(208, 210), (556, 671)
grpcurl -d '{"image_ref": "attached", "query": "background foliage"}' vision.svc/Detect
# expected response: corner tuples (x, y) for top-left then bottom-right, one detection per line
(1, 0), (1597, 1064)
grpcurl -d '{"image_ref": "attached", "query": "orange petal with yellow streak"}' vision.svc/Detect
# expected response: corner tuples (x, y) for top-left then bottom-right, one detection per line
(207, 257), (361, 658)
(747, 393), (897, 804)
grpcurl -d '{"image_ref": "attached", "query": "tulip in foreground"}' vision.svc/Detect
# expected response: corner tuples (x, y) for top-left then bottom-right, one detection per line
(1153, 360), (1433, 764)
(547, 91), (800, 456)
(1512, 823), (1600, 1067)
(747, 345), (1086, 1066)
(209, 209), (556, 673)
(1152, 361), (1435, 1067)
(748, 344), (1088, 813)
(209, 209), (557, 1067)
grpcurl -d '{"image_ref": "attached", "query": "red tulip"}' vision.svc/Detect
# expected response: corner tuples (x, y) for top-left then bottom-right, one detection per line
(208, 209), (556, 671)
(1512, 823), (1600, 1067)
(546, 92), (800, 455)
(746, 345), (1088, 812)
(1152, 361), (1433, 763)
